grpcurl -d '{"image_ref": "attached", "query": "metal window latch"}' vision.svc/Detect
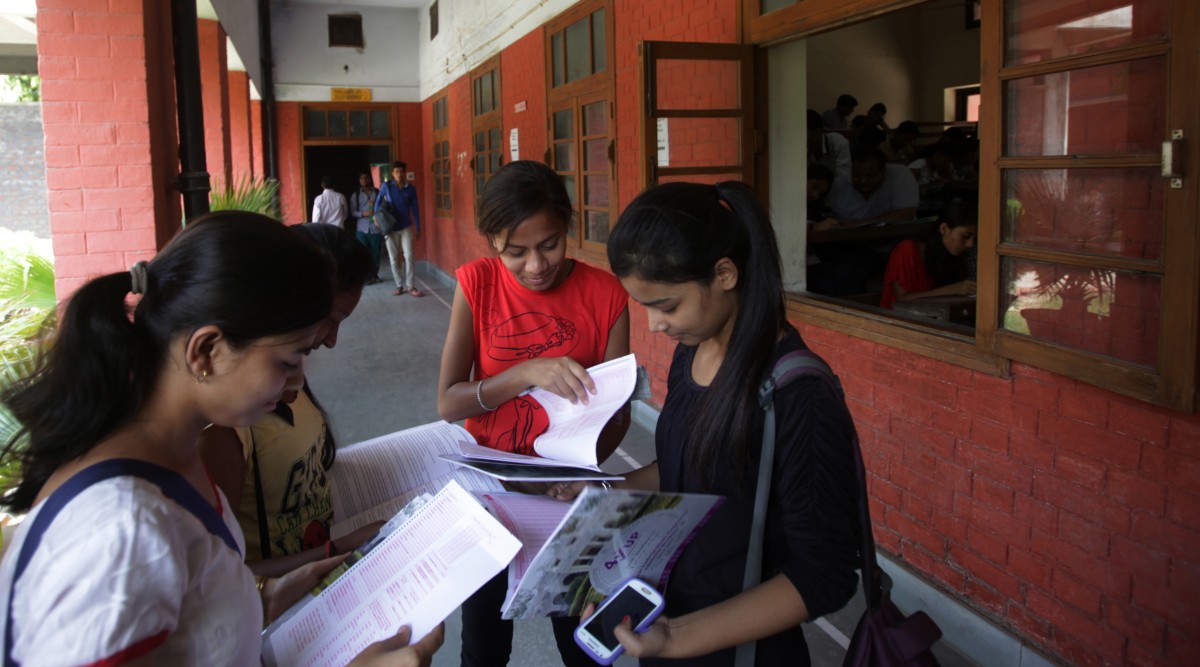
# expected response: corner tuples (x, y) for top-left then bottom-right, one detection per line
(1162, 129), (1184, 189)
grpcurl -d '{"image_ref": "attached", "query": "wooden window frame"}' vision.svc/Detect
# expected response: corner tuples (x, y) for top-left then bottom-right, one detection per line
(300, 103), (393, 143)
(470, 58), (503, 212)
(545, 0), (615, 261)
(432, 92), (452, 217)
(735, 0), (1200, 411)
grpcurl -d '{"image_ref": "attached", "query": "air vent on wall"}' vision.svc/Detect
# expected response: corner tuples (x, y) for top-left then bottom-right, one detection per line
(329, 14), (364, 48)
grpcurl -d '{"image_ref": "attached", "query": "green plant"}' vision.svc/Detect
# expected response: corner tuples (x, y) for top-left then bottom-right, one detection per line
(208, 175), (281, 221)
(0, 75), (39, 103)
(0, 230), (57, 492)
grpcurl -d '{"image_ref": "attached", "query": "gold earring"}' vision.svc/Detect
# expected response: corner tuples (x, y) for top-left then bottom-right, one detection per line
(195, 370), (208, 384)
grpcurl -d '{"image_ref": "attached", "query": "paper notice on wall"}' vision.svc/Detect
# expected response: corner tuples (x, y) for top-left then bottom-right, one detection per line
(656, 118), (670, 167)
(510, 128), (520, 161)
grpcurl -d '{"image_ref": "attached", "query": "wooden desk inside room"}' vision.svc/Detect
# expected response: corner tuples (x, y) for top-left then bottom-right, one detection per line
(807, 217), (936, 245)
(892, 295), (977, 324)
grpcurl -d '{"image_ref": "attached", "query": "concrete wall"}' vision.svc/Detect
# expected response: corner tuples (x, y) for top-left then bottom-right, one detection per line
(0, 103), (49, 238)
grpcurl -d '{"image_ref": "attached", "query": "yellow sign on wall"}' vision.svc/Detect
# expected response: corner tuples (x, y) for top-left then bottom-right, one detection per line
(331, 88), (372, 102)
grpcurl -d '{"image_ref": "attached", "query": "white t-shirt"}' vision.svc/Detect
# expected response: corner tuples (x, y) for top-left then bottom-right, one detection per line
(0, 476), (262, 666)
(826, 163), (920, 221)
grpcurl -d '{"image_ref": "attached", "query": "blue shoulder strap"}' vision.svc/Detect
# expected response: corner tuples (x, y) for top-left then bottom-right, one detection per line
(4, 458), (240, 667)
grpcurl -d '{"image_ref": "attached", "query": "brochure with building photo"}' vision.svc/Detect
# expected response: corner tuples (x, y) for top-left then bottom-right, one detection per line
(477, 486), (724, 619)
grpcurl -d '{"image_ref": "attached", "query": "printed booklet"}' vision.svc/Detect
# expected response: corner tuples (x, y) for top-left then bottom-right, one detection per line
(260, 480), (521, 667)
(480, 486), (723, 619)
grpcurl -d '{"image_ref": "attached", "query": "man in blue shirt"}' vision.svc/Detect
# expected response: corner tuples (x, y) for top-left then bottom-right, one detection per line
(375, 160), (424, 296)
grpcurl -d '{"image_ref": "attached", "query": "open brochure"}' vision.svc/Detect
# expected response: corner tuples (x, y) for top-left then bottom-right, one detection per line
(478, 486), (724, 619)
(441, 354), (637, 481)
(260, 480), (521, 667)
(328, 421), (505, 540)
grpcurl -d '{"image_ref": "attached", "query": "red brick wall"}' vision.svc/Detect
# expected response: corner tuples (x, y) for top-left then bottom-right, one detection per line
(36, 0), (180, 299)
(227, 70), (252, 183)
(422, 76), (488, 278)
(799, 326), (1200, 667)
(250, 99), (263, 178)
(502, 30), (549, 169)
(275, 102), (303, 224)
(198, 18), (231, 188)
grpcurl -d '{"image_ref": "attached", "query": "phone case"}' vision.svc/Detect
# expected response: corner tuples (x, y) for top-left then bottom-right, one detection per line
(573, 578), (665, 665)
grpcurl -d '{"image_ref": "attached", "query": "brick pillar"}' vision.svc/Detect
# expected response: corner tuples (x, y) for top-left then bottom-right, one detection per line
(198, 18), (231, 188)
(250, 99), (264, 178)
(227, 69), (252, 184)
(36, 0), (181, 299)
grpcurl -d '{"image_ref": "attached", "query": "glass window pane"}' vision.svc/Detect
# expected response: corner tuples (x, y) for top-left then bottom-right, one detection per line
(1004, 169), (1163, 261)
(490, 127), (500, 150)
(553, 110), (573, 140)
(1006, 0), (1167, 66)
(582, 101), (607, 135)
(562, 174), (577, 208)
(1001, 257), (1158, 367)
(491, 150), (501, 172)
(585, 174), (609, 207)
(476, 154), (485, 174)
(592, 9), (606, 74)
(475, 131), (486, 152)
(328, 110), (347, 137)
(482, 72), (494, 114)
(555, 143), (575, 171)
(370, 110), (389, 137)
(586, 210), (610, 243)
(304, 110), (326, 138)
(349, 110), (368, 137)
(552, 32), (565, 87)
(565, 18), (589, 84)
(655, 59), (740, 111)
(762, 0), (798, 14)
(1005, 57), (1165, 157)
(584, 138), (608, 172)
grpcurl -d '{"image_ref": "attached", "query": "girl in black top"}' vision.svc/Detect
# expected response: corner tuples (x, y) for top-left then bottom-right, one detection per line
(588, 181), (861, 665)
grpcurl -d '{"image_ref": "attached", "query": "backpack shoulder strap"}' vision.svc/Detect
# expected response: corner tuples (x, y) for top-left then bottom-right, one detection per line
(757, 349), (842, 409)
(5, 458), (240, 667)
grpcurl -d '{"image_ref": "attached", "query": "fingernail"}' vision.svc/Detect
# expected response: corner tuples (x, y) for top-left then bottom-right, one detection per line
(622, 615), (630, 624)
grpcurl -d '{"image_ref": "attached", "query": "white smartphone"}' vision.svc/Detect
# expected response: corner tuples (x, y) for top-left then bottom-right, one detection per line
(573, 578), (666, 665)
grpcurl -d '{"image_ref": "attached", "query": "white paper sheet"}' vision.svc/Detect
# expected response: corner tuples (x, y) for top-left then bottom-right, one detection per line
(261, 480), (521, 667)
(330, 421), (503, 539)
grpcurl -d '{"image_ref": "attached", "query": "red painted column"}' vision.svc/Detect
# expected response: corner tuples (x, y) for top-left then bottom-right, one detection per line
(36, 0), (181, 299)
(197, 18), (232, 188)
(226, 69), (252, 184)
(250, 99), (264, 178)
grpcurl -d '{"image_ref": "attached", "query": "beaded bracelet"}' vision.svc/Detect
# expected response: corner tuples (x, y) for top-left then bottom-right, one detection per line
(476, 379), (497, 412)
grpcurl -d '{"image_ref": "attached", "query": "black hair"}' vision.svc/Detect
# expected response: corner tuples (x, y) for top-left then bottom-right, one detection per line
(607, 181), (785, 489)
(321, 174), (334, 189)
(289, 222), (370, 465)
(923, 199), (976, 286)
(869, 102), (887, 115)
(807, 109), (824, 132)
(896, 120), (920, 136)
(0, 211), (334, 512)
(291, 223), (373, 292)
(477, 160), (574, 246)
(837, 94), (858, 108)
(808, 163), (834, 185)
(391, 160), (407, 171)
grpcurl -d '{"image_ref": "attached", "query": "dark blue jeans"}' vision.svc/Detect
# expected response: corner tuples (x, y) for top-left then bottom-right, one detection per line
(460, 571), (594, 667)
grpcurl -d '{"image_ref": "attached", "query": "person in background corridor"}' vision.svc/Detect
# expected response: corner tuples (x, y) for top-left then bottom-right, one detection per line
(351, 171), (383, 284)
(376, 161), (424, 297)
(312, 174), (349, 227)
